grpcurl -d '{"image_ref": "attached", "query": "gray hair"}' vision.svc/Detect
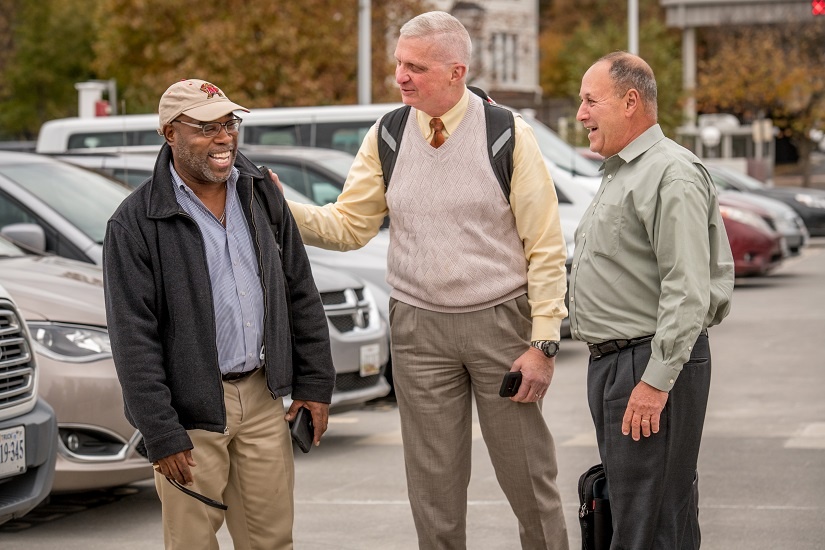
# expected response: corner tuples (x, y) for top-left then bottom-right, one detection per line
(400, 11), (472, 66)
(598, 51), (658, 119)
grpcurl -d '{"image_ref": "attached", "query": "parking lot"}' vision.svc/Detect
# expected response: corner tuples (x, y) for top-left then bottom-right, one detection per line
(3, 239), (824, 550)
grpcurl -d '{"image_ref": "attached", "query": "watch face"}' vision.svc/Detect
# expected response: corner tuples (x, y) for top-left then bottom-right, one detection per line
(533, 340), (559, 357)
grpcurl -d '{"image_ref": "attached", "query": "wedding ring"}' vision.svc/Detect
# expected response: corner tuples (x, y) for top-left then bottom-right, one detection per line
(641, 419), (649, 424)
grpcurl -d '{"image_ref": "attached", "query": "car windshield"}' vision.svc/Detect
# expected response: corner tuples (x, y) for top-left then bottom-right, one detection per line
(0, 235), (25, 258)
(0, 161), (130, 244)
(310, 154), (355, 179)
(713, 167), (766, 191)
(520, 116), (602, 177)
(282, 185), (317, 205)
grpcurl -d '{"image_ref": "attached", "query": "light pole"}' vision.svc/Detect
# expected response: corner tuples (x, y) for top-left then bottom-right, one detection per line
(628, 0), (638, 54)
(358, 0), (371, 105)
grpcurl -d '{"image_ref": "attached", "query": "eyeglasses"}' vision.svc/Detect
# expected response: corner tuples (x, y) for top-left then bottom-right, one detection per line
(166, 476), (228, 510)
(172, 118), (242, 138)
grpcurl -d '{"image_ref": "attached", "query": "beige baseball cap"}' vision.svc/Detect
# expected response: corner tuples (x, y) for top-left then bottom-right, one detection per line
(158, 79), (249, 130)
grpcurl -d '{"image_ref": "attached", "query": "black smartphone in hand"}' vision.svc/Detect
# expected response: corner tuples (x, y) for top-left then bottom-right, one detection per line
(499, 371), (523, 397)
(290, 407), (314, 453)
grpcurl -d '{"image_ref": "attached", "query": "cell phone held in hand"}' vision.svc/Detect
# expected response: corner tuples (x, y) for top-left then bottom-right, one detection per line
(290, 407), (314, 453)
(499, 371), (523, 397)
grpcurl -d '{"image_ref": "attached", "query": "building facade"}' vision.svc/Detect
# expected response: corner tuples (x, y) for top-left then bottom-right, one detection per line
(429, 1), (542, 109)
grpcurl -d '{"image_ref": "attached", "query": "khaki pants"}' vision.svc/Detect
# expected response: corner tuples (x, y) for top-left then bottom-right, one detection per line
(154, 368), (295, 550)
(390, 296), (569, 550)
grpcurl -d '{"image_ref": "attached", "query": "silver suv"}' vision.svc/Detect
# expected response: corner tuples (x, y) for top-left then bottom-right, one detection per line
(0, 281), (57, 524)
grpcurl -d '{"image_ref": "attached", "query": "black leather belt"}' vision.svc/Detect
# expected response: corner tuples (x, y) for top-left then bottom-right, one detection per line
(587, 335), (655, 360)
(587, 329), (707, 360)
(222, 367), (260, 381)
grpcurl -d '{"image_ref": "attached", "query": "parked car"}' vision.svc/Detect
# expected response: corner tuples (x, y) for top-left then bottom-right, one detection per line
(0, 279), (57, 522)
(55, 151), (158, 189)
(717, 190), (808, 256)
(0, 151), (131, 265)
(707, 165), (825, 237)
(718, 195), (784, 277)
(0, 236), (150, 492)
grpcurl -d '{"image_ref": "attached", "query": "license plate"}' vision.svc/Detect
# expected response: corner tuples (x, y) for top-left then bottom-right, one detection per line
(359, 344), (381, 377)
(0, 425), (26, 480)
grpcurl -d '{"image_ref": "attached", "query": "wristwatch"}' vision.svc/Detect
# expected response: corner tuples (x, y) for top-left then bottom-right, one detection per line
(531, 340), (560, 358)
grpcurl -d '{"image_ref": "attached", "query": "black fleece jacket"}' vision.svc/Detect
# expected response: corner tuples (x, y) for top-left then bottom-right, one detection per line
(103, 144), (334, 463)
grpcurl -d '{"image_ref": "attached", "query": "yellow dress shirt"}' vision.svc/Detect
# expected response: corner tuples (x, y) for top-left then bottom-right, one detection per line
(288, 89), (568, 340)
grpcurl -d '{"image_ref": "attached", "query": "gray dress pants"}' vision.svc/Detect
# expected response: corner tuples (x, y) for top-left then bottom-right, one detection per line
(390, 296), (569, 550)
(587, 334), (710, 550)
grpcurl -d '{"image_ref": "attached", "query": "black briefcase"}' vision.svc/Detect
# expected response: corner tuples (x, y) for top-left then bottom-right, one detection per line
(578, 463), (613, 550)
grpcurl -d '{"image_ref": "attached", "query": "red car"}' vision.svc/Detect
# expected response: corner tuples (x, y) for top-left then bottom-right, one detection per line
(718, 194), (784, 277)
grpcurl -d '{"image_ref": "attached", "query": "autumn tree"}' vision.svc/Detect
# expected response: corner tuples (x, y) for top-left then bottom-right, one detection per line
(696, 23), (825, 187)
(539, 0), (684, 142)
(0, 0), (427, 138)
(0, 0), (98, 139)
(91, 0), (426, 116)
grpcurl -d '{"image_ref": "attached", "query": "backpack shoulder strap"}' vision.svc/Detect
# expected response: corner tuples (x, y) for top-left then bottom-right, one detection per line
(482, 101), (515, 203)
(377, 91), (515, 203)
(378, 105), (412, 190)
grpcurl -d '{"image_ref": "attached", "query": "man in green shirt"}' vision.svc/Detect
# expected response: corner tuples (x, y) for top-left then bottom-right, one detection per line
(570, 52), (734, 549)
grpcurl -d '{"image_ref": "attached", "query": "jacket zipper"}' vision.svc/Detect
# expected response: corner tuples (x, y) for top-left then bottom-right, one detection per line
(177, 209), (228, 433)
(248, 177), (276, 400)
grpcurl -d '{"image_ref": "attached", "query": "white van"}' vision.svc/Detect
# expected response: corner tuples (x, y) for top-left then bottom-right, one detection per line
(36, 103), (403, 156)
(36, 101), (602, 191)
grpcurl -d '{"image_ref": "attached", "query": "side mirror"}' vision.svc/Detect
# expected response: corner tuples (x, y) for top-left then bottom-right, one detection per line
(1, 223), (46, 252)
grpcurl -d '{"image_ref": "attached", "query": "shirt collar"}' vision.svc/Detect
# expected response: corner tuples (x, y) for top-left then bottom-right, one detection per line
(416, 88), (470, 140)
(616, 124), (666, 164)
(169, 162), (239, 197)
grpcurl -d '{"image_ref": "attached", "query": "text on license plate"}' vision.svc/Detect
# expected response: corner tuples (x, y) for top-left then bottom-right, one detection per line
(359, 344), (381, 377)
(0, 425), (26, 480)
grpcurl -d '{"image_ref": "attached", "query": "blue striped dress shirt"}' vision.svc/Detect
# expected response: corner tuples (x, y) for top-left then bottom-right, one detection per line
(170, 163), (264, 376)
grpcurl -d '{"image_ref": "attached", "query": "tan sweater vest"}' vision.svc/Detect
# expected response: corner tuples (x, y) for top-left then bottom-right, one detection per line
(385, 94), (528, 313)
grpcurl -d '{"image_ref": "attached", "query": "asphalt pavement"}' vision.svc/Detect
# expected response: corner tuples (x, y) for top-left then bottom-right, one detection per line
(3, 240), (824, 549)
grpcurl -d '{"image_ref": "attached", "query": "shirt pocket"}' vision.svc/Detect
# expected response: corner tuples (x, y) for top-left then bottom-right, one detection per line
(588, 203), (623, 258)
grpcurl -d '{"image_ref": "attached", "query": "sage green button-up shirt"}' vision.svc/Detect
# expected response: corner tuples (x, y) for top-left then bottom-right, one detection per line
(569, 125), (734, 391)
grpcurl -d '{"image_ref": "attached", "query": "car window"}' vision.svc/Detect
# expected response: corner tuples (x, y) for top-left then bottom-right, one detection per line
(0, 191), (40, 227)
(311, 155), (355, 182)
(710, 172), (734, 191)
(716, 169), (765, 191)
(268, 163), (342, 205)
(0, 162), (130, 244)
(67, 130), (164, 150)
(242, 124), (312, 148)
(313, 122), (375, 155)
(111, 168), (152, 189)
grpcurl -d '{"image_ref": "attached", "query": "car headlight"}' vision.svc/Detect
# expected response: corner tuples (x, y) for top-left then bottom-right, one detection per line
(27, 322), (111, 363)
(719, 206), (773, 233)
(794, 193), (825, 209)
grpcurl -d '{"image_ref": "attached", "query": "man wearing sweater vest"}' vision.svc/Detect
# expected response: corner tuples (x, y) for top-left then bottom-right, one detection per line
(283, 11), (569, 549)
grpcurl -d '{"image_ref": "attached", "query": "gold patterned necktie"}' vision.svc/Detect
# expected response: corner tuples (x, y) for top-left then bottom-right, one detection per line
(429, 117), (445, 148)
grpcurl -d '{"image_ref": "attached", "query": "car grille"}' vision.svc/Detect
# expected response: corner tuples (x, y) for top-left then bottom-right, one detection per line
(0, 299), (35, 411)
(320, 288), (372, 334)
(335, 372), (383, 393)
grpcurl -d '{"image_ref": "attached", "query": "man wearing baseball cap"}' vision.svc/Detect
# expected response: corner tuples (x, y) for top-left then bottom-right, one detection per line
(104, 78), (335, 549)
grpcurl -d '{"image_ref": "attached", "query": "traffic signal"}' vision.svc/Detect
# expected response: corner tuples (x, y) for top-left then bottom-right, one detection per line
(814, 0), (825, 16)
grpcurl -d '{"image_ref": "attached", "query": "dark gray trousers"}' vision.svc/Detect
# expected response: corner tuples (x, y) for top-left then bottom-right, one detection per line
(587, 334), (710, 550)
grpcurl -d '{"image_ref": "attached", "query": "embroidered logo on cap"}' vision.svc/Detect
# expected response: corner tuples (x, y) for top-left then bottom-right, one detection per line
(200, 83), (224, 99)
